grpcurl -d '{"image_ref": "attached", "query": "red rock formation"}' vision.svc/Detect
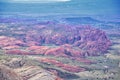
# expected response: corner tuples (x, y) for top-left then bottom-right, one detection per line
(61, 64), (85, 73)
(45, 47), (67, 57)
(5, 49), (30, 55)
(22, 24), (111, 56)
(48, 69), (64, 80)
(55, 77), (63, 80)
(0, 36), (25, 48)
(27, 46), (50, 54)
(26, 41), (40, 46)
(2, 45), (20, 50)
(44, 44), (82, 57)
(40, 58), (85, 73)
(1, 24), (111, 57)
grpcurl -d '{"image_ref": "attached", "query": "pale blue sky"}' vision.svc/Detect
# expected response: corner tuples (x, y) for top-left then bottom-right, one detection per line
(0, 0), (119, 15)
(1, 0), (71, 3)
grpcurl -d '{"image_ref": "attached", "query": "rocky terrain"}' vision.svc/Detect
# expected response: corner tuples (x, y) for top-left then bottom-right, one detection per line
(0, 57), (62, 80)
(0, 20), (111, 57)
(0, 15), (120, 80)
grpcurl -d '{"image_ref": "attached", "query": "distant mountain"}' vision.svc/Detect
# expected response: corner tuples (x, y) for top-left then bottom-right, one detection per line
(64, 17), (102, 24)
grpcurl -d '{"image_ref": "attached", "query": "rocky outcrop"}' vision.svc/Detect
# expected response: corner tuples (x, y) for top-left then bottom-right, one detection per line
(5, 49), (30, 55)
(24, 44), (82, 57)
(24, 24), (111, 56)
(0, 64), (22, 80)
(5, 58), (25, 68)
(40, 58), (85, 73)
(0, 58), (62, 80)
(0, 36), (25, 50)
(1, 23), (111, 57)
(28, 46), (50, 55)
(5, 41), (109, 58)
(15, 66), (59, 80)
(44, 45), (82, 57)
